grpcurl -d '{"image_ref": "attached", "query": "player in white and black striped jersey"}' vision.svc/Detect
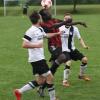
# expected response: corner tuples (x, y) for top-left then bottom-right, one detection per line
(59, 13), (91, 86)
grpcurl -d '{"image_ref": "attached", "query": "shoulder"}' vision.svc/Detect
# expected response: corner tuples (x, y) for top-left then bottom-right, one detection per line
(59, 25), (65, 30)
(73, 26), (79, 31)
(25, 26), (37, 35)
(27, 26), (37, 31)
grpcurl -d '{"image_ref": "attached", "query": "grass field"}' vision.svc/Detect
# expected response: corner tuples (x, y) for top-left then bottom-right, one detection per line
(0, 5), (100, 100)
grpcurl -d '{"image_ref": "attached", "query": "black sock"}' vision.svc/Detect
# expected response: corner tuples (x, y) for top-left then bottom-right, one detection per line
(28, 80), (39, 88)
(50, 61), (59, 75)
(46, 83), (55, 91)
(46, 83), (55, 99)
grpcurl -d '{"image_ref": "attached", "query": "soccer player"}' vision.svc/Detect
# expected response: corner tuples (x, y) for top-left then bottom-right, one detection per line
(14, 11), (60, 100)
(39, 9), (62, 64)
(59, 13), (91, 84)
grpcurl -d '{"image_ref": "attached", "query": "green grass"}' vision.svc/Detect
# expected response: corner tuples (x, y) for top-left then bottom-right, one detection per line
(0, 5), (100, 100)
(0, 4), (100, 16)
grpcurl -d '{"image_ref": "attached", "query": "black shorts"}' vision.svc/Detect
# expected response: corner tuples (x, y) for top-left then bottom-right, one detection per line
(48, 46), (62, 62)
(30, 59), (50, 75)
(63, 49), (85, 61)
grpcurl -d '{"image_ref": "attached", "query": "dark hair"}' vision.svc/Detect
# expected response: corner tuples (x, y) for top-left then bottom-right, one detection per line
(39, 9), (46, 17)
(39, 9), (52, 22)
(29, 11), (40, 24)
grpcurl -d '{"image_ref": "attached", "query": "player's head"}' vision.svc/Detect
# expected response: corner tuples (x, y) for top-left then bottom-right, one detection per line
(64, 13), (73, 23)
(39, 9), (52, 22)
(29, 11), (40, 24)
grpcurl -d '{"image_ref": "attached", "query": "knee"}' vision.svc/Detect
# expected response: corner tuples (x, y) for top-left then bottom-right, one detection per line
(46, 73), (54, 84)
(57, 53), (66, 64)
(82, 57), (88, 63)
(36, 76), (46, 85)
(66, 60), (72, 67)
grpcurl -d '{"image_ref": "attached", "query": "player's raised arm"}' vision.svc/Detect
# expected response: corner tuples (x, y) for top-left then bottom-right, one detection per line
(50, 21), (87, 29)
(51, 13), (87, 29)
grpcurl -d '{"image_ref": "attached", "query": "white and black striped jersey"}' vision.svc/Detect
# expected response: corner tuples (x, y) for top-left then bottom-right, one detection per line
(59, 25), (81, 52)
(23, 25), (47, 62)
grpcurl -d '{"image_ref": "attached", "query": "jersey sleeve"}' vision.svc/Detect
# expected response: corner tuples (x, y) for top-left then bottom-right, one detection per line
(42, 30), (47, 37)
(23, 30), (33, 42)
(74, 26), (81, 39)
(39, 27), (47, 37)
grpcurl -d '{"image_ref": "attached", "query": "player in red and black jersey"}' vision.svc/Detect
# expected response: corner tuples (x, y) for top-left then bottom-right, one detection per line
(40, 12), (62, 63)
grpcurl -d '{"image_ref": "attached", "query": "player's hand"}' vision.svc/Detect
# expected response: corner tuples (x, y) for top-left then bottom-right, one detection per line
(80, 22), (87, 28)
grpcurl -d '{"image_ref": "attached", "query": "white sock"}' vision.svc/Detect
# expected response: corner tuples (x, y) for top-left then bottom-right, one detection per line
(63, 68), (70, 82)
(79, 64), (87, 76)
(18, 84), (33, 93)
(49, 90), (56, 100)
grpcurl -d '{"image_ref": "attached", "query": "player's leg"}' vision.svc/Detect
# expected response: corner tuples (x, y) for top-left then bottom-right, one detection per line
(39, 60), (57, 100)
(14, 61), (46, 100)
(49, 49), (71, 87)
(50, 53), (67, 75)
(14, 76), (44, 100)
(63, 60), (71, 87)
(37, 52), (66, 97)
(71, 49), (90, 81)
(40, 65), (57, 100)
(79, 56), (90, 81)
(46, 73), (56, 100)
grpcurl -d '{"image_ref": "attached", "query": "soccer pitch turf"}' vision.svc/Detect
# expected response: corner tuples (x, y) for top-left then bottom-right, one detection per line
(0, 5), (100, 100)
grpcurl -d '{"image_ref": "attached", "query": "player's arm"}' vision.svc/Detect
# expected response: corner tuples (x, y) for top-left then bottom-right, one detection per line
(75, 27), (88, 49)
(22, 39), (43, 49)
(50, 21), (87, 29)
(45, 32), (61, 38)
(79, 38), (89, 49)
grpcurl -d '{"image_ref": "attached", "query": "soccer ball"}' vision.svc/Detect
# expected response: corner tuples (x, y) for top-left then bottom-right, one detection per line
(41, 0), (52, 9)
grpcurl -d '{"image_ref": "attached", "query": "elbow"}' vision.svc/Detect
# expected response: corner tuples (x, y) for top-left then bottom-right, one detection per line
(22, 44), (26, 48)
(22, 41), (30, 48)
(22, 43), (27, 48)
